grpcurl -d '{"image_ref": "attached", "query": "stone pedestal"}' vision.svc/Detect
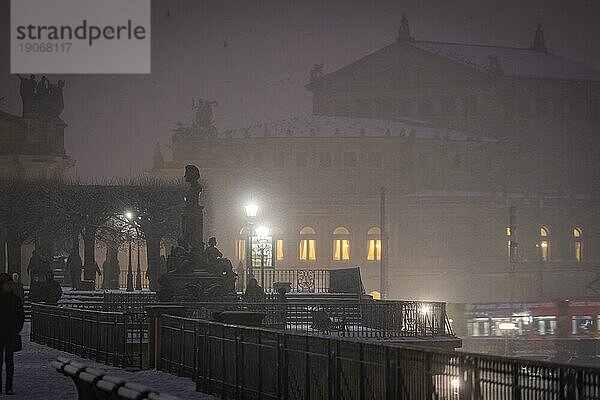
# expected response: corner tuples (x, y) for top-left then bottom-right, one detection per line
(182, 205), (204, 263)
(157, 269), (237, 302)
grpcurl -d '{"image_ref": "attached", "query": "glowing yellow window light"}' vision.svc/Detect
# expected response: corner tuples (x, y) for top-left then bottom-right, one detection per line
(276, 239), (284, 261)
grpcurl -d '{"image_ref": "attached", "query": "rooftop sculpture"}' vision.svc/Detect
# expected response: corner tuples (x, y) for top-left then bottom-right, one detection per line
(17, 74), (65, 118)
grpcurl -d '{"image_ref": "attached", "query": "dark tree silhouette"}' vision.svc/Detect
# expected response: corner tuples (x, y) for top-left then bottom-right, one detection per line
(0, 177), (62, 275)
(118, 177), (184, 290)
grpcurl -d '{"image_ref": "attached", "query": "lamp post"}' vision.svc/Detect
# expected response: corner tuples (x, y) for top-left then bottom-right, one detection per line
(125, 211), (135, 292)
(498, 321), (516, 356)
(244, 203), (258, 284)
(255, 226), (270, 290)
(135, 238), (142, 290)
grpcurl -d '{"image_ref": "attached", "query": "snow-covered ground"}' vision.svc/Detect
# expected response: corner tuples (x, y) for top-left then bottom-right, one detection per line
(10, 322), (216, 400)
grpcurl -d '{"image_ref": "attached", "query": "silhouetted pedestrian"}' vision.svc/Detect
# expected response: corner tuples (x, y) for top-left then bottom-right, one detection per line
(0, 273), (25, 395)
(7, 274), (24, 303)
(66, 251), (82, 290)
(244, 277), (265, 302)
(26, 250), (43, 281)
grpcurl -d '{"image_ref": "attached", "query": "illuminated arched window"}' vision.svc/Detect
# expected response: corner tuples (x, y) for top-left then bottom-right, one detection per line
(300, 226), (316, 235)
(333, 227), (350, 235)
(573, 227), (583, 262)
(299, 226), (316, 260)
(506, 226), (512, 259)
(237, 227), (249, 261)
(539, 226), (550, 261)
(367, 226), (381, 261)
(332, 226), (350, 261)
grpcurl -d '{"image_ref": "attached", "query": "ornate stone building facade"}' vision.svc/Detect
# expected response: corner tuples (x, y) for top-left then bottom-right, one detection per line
(0, 110), (72, 177)
(0, 75), (73, 177)
(152, 20), (600, 305)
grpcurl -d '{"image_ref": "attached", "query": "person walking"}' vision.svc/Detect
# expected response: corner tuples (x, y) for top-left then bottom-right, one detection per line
(66, 250), (82, 290)
(0, 273), (25, 395)
(8, 274), (24, 303)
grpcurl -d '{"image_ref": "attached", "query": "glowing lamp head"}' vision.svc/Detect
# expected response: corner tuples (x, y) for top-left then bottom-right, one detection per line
(419, 305), (430, 315)
(125, 211), (134, 221)
(256, 226), (270, 241)
(245, 203), (258, 218)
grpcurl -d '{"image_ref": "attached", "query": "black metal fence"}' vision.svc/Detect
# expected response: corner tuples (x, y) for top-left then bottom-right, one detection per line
(94, 271), (151, 290)
(184, 300), (450, 338)
(56, 297), (450, 338)
(158, 314), (600, 400)
(252, 269), (330, 293)
(30, 303), (147, 369)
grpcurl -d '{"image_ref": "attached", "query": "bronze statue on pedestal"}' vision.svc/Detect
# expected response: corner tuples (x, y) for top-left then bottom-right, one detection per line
(157, 165), (237, 301)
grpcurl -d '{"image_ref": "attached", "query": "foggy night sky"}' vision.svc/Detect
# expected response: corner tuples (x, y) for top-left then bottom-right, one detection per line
(1, 0), (599, 179)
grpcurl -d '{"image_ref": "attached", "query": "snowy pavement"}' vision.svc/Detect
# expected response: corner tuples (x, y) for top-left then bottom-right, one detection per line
(9, 323), (216, 400)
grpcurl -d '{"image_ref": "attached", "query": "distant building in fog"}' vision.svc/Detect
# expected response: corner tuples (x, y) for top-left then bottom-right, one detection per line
(0, 79), (74, 282)
(152, 18), (600, 305)
(0, 75), (73, 177)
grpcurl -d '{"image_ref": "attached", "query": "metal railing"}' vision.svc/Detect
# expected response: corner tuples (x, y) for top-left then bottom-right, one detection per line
(158, 314), (600, 400)
(56, 298), (451, 338)
(94, 271), (151, 290)
(184, 300), (450, 338)
(92, 268), (328, 292)
(31, 303), (147, 369)
(251, 269), (330, 293)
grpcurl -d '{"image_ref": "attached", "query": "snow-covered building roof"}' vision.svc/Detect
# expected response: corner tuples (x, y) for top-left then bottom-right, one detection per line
(219, 115), (491, 141)
(412, 41), (600, 81)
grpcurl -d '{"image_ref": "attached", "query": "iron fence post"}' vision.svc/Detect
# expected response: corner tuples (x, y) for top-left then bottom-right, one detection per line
(359, 342), (365, 400)
(424, 353), (434, 400)
(511, 361), (522, 400)
(145, 305), (187, 369)
(279, 333), (288, 400)
(328, 338), (338, 400)
(472, 357), (482, 400)
(459, 356), (471, 400)
(385, 346), (396, 400)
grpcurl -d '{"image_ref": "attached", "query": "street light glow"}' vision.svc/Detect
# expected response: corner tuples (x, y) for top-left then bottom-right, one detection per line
(245, 202), (258, 217)
(256, 226), (270, 240)
(125, 210), (133, 220)
(419, 305), (430, 315)
(451, 377), (460, 389)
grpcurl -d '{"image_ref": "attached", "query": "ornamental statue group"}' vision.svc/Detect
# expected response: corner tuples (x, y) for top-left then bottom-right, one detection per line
(16, 74), (65, 118)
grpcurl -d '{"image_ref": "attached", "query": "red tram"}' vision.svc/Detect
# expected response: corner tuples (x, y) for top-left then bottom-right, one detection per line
(464, 299), (600, 339)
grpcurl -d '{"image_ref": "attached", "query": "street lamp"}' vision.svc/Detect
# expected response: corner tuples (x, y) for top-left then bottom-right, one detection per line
(244, 203), (258, 218)
(255, 226), (270, 290)
(135, 237), (142, 290)
(498, 321), (516, 356)
(124, 210), (135, 292)
(244, 203), (258, 284)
